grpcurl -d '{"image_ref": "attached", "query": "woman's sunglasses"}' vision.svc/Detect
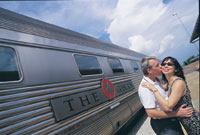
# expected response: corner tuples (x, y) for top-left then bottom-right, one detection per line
(161, 62), (174, 66)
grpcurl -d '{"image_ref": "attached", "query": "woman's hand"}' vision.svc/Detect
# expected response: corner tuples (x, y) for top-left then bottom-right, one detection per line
(142, 82), (158, 92)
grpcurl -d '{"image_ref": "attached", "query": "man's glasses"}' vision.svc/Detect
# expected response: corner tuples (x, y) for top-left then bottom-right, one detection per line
(161, 62), (174, 66)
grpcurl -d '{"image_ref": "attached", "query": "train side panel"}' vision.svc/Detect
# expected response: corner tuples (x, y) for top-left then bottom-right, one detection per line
(0, 7), (144, 135)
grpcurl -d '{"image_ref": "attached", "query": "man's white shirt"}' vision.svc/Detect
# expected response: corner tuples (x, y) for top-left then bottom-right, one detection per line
(138, 76), (168, 111)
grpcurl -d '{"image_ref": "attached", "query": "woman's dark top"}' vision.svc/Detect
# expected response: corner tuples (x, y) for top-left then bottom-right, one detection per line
(168, 77), (200, 135)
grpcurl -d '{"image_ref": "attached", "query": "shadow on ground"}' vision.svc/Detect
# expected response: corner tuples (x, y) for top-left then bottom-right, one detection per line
(115, 108), (147, 135)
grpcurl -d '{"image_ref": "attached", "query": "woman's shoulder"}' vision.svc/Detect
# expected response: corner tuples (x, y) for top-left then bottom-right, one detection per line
(174, 76), (185, 82)
(172, 77), (186, 88)
(174, 76), (184, 81)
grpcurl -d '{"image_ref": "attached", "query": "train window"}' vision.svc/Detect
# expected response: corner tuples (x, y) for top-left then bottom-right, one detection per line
(108, 58), (124, 73)
(74, 54), (102, 76)
(130, 61), (140, 72)
(137, 61), (142, 71)
(0, 46), (21, 82)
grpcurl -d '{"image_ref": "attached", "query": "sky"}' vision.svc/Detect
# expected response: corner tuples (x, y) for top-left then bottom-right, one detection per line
(0, 0), (199, 65)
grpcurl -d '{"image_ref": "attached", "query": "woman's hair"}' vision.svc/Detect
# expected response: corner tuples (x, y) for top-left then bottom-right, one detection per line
(161, 56), (185, 83)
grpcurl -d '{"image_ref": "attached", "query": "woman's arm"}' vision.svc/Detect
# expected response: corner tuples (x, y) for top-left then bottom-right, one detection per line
(166, 80), (186, 110)
(142, 80), (186, 111)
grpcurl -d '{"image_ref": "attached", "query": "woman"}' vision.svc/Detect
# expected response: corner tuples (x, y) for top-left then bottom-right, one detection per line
(142, 56), (200, 135)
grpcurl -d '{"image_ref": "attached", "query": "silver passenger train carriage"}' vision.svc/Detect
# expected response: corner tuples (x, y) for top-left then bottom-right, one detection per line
(0, 8), (145, 135)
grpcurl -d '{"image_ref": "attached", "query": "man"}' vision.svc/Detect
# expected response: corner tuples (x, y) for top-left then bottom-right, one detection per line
(138, 56), (193, 135)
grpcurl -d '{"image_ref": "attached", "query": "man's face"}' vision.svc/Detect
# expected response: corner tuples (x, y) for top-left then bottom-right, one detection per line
(148, 59), (162, 77)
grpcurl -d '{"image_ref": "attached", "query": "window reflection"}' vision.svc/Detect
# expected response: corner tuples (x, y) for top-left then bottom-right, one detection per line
(108, 58), (124, 73)
(0, 46), (21, 82)
(130, 61), (140, 72)
(74, 55), (102, 75)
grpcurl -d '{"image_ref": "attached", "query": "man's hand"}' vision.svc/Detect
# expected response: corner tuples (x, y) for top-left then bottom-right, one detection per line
(175, 104), (193, 117)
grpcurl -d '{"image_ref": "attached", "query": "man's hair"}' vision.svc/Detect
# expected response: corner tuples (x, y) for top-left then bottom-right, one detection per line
(141, 56), (156, 75)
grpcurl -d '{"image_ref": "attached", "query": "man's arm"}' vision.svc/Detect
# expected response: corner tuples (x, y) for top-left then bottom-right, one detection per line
(146, 104), (193, 119)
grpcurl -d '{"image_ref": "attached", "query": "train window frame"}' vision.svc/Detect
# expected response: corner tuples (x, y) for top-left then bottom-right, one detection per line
(73, 54), (103, 77)
(137, 61), (142, 71)
(0, 45), (23, 84)
(107, 58), (124, 74)
(130, 60), (141, 72)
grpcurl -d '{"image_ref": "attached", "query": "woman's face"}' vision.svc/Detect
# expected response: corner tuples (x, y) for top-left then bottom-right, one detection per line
(161, 59), (176, 76)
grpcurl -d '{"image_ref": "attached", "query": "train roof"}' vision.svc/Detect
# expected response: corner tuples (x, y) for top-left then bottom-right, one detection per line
(0, 8), (145, 59)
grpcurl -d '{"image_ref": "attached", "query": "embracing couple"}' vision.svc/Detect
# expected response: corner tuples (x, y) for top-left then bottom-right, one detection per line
(138, 56), (199, 135)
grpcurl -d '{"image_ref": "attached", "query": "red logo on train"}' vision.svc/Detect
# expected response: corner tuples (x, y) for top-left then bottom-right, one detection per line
(101, 78), (115, 100)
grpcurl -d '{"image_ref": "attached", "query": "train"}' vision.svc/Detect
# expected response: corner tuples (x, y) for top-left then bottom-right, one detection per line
(0, 8), (145, 135)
